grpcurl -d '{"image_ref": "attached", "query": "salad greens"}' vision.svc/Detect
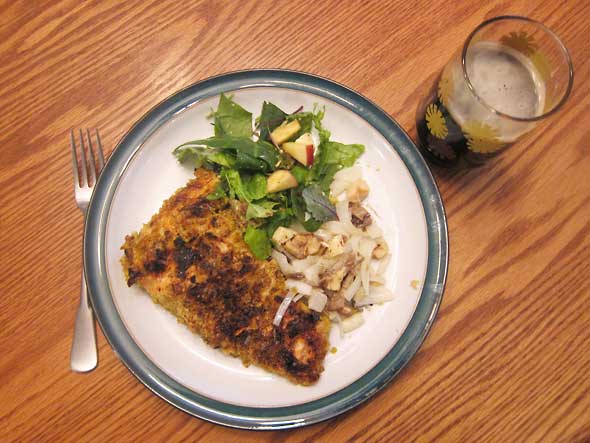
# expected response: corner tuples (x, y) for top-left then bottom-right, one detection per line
(174, 94), (365, 259)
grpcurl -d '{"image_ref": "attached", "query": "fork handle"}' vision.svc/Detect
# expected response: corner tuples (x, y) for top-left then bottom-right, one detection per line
(70, 268), (98, 372)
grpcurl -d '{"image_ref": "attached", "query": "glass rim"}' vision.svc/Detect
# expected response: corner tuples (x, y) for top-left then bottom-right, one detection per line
(460, 15), (574, 123)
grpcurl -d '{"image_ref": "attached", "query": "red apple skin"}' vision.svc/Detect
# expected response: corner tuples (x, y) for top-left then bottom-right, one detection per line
(306, 144), (314, 166)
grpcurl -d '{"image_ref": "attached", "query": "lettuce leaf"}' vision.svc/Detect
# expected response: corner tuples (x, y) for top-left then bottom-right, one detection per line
(172, 145), (208, 167)
(242, 173), (267, 200)
(310, 141), (365, 191)
(206, 181), (227, 200)
(173, 97), (366, 259)
(221, 169), (269, 203)
(244, 225), (271, 259)
(246, 200), (277, 220)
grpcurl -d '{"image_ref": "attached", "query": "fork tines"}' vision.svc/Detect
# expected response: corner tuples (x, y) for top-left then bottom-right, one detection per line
(70, 129), (105, 188)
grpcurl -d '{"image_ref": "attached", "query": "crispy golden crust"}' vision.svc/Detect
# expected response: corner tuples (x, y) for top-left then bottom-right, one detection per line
(121, 168), (330, 385)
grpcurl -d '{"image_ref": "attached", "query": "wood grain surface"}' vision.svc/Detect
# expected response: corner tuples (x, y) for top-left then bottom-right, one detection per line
(1, 1), (589, 442)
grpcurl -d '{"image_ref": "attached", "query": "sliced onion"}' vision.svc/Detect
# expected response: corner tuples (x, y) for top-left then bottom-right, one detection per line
(359, 237), (377, 259)
(272, 250), (297, 275)
(330, 180), (349, 198)
(308, 290), (327, 312)
(347, 234), (361, 254)
(291, 255), (320, 272)
(335, 198), (352, 225)
(370, 272), (386, 285)
(314, 228), (332, 241)
(377, 253), (391, 275)
(355, 285), (394, 306)
(273, 291), (296, 326)
(285, 279), (313, 295)
(358, 237), (376, 296)
(293, 293), (304, 303)
(353, 287), (367, 303)
(342, 274), (362, 301)
(322, 221), (351, 236)
(365, 224), (383, 239)
(303, 263), (322, 286)
(331, 166), (362, 196)
(340, 312), (365, 333)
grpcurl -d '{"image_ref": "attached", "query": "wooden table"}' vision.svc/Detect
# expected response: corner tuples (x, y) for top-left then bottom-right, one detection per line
(2, 1), (589, 442)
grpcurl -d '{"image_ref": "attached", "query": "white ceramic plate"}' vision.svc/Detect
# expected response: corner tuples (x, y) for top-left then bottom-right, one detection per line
(85, 70), (447, 428)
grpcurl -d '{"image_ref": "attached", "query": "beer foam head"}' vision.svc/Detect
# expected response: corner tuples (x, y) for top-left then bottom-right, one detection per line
(466, 42), (546, 119)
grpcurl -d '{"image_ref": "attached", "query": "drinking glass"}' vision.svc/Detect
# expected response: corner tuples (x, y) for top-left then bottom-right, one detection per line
(416, 16), (574, 167)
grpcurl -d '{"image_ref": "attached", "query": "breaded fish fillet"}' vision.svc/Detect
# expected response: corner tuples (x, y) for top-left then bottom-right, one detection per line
(121, 168), (330, 385)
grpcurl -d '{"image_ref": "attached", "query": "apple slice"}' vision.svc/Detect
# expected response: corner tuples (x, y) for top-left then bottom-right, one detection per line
(295, 132), (314, 146)
(282, 142), (310, 166)
(295, 132), (315, 166)
(266, 170), (298, 193)
(270, 120), (301, 146)
(306, 144), (314, 165)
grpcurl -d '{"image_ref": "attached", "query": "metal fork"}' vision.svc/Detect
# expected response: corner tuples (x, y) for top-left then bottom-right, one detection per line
(70, 129), (104, 372)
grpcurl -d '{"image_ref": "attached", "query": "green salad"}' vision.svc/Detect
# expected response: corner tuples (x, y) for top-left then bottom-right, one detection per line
(173, 94), (365, 259)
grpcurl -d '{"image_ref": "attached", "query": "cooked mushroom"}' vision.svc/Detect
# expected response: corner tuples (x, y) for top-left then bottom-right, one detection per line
(283, 233), (322, 259)
(271, 226), (297, 246)
(320, 267), (348, 291)
(319, 254), (356, 291)
(327, 293), (346, 311)
(349, 202), (372, 229)
(324, 234), (346, 257)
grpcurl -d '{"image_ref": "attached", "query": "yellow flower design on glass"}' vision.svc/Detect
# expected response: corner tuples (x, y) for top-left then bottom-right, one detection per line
(500, 31), (538, 55)
(438, 69), (453, 108)
(425, 104), (448, 139)
(463, 121), (505, 154)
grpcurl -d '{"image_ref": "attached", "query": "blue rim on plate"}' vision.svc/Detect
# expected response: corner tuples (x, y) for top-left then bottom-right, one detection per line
(84, 69), (448, 430)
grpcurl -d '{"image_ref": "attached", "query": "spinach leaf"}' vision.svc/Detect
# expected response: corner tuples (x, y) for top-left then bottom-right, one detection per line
(186, 136), (279, 172)
(301, 184), (337, 222)
(244, 225), (271, 259)
(207, 151), (236, 168)
(214, 94), (252, 137)
(258, 101), (287, 141)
